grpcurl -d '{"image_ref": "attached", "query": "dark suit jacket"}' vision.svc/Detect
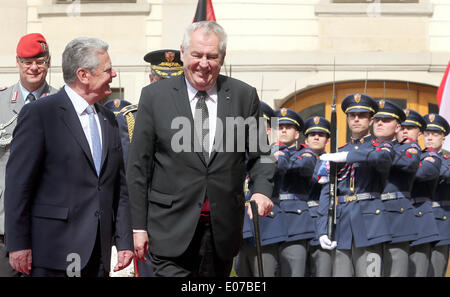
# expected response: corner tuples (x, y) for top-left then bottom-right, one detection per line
(4, 88), (133, 272)
(127, 74), (275, 260)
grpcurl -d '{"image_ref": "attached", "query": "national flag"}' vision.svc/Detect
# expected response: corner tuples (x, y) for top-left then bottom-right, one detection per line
(193, 0), (216, 23)
(437, 61), (450, 151)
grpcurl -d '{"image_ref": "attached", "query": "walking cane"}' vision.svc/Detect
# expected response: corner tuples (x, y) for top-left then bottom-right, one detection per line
(249, 200), (264, 277)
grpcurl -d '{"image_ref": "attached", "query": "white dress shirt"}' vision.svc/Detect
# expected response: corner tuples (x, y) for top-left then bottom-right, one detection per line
(64, 84), (103, 158)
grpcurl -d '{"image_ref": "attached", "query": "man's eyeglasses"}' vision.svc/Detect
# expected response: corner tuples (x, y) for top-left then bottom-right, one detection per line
(18, 58), (49, 68)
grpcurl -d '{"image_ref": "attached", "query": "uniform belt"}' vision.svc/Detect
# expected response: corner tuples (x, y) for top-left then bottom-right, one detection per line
(307, 200), (320, 207)
(279, 193), (308, 201)
(338, 192), (379, 204)
(410, 197), (431, 204)
(381, 192), (410, 201)
(432, 201), (450, 208)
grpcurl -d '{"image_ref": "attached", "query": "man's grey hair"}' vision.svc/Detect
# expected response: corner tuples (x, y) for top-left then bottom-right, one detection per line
(62, 37), (109, 84)
(181, 21), (227, 57)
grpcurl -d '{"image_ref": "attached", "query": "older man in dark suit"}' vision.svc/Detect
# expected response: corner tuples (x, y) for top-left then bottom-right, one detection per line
(5, 37), (133, 277)
(128, 21), (275, 277)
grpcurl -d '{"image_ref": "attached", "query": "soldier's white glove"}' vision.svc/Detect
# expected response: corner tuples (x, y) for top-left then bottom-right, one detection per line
(319, 235), (337, 250)
(320, 152), (349, 163)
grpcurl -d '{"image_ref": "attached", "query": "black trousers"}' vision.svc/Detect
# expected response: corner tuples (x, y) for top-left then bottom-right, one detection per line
(149, 219), (233, 277)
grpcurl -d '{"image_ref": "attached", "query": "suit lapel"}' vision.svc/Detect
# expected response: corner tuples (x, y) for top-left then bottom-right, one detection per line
(172, 76), (207, 166)
(58, 89), (96, 172)
(209, 76), (231, 165)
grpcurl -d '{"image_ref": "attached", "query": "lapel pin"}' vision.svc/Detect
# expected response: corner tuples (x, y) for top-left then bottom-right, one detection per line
(226, 96), (230, 100)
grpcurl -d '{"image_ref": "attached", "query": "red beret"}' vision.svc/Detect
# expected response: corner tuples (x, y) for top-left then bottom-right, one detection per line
(16, 33), (49, 58)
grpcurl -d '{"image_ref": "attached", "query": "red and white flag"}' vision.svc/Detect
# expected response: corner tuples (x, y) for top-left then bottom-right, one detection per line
(437, 61), (450, 151)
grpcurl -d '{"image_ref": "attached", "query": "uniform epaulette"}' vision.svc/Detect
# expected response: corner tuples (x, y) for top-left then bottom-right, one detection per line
(120, 104), (138, 115)
(338, 143), (348, 149)
(408, 142), (421, 150)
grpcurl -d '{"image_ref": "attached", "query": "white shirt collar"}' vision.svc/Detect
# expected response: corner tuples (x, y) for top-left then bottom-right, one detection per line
(64, 84), (95, 116)
(185, 77), (217, 103)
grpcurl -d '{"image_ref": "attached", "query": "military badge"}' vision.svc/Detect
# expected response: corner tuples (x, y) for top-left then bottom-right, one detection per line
(379, 99), (385, 109)
(164, 51), (175, 63)
(314, 116), (320, 125)
(429, 114), (435, 122)
(114, 99), (121, 108)
(404, 109), (410, 117)
(11, 91), (18, 103)
(354, 93), (361, 103)
(281, 108), (287, 117)
(40, 42), (48, 53)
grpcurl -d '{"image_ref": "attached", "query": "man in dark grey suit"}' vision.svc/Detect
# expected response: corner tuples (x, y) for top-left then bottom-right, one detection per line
(128, 21), (276, 277)
(5, 37), (133, 277)
(0, 33), (57, 277)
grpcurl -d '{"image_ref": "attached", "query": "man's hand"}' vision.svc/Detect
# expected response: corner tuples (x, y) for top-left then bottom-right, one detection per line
(9, 249), (32, 275)
(114, 250), (134, 272)
(133, 232), (149, 262)
(247, 193), (274, 220)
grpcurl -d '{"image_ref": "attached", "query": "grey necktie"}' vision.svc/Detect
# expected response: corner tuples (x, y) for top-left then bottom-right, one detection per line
(85, 105), (102, 176)
(194, 91), (209, 162)
(26, 93), (36, 103)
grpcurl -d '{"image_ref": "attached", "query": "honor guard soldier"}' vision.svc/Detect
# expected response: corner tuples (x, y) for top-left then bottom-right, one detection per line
(303, 116), (333, 277)
(421, 114), (450, 277)
(274, 108), (317, 277)
(0, 33), (57, 277)
(103, 99), (131, 115)
(406, 114), (442, 277)
(318, 93), (393, 277)
(373, 101), (419, 277)
(115, 49), (183, 277)
(237, 101), (287, 277)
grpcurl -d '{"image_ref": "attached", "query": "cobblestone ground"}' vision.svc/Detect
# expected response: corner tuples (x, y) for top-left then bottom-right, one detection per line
(109, 245), (135, 277)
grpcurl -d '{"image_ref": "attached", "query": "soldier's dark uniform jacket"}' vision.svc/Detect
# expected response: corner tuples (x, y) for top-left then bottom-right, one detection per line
(277, 143), (317, 242)
(424, 113), (450, 246)
(243, 143), (288, 247)
(242, 102), (287, 247)
(433, 152), (450, 246)
(382, 138), (421, 243)
(304, 116), (331, 247)
(317, 93), (393, 250)
(410, 147), (441, 246)
(375, 102), (419, 244)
